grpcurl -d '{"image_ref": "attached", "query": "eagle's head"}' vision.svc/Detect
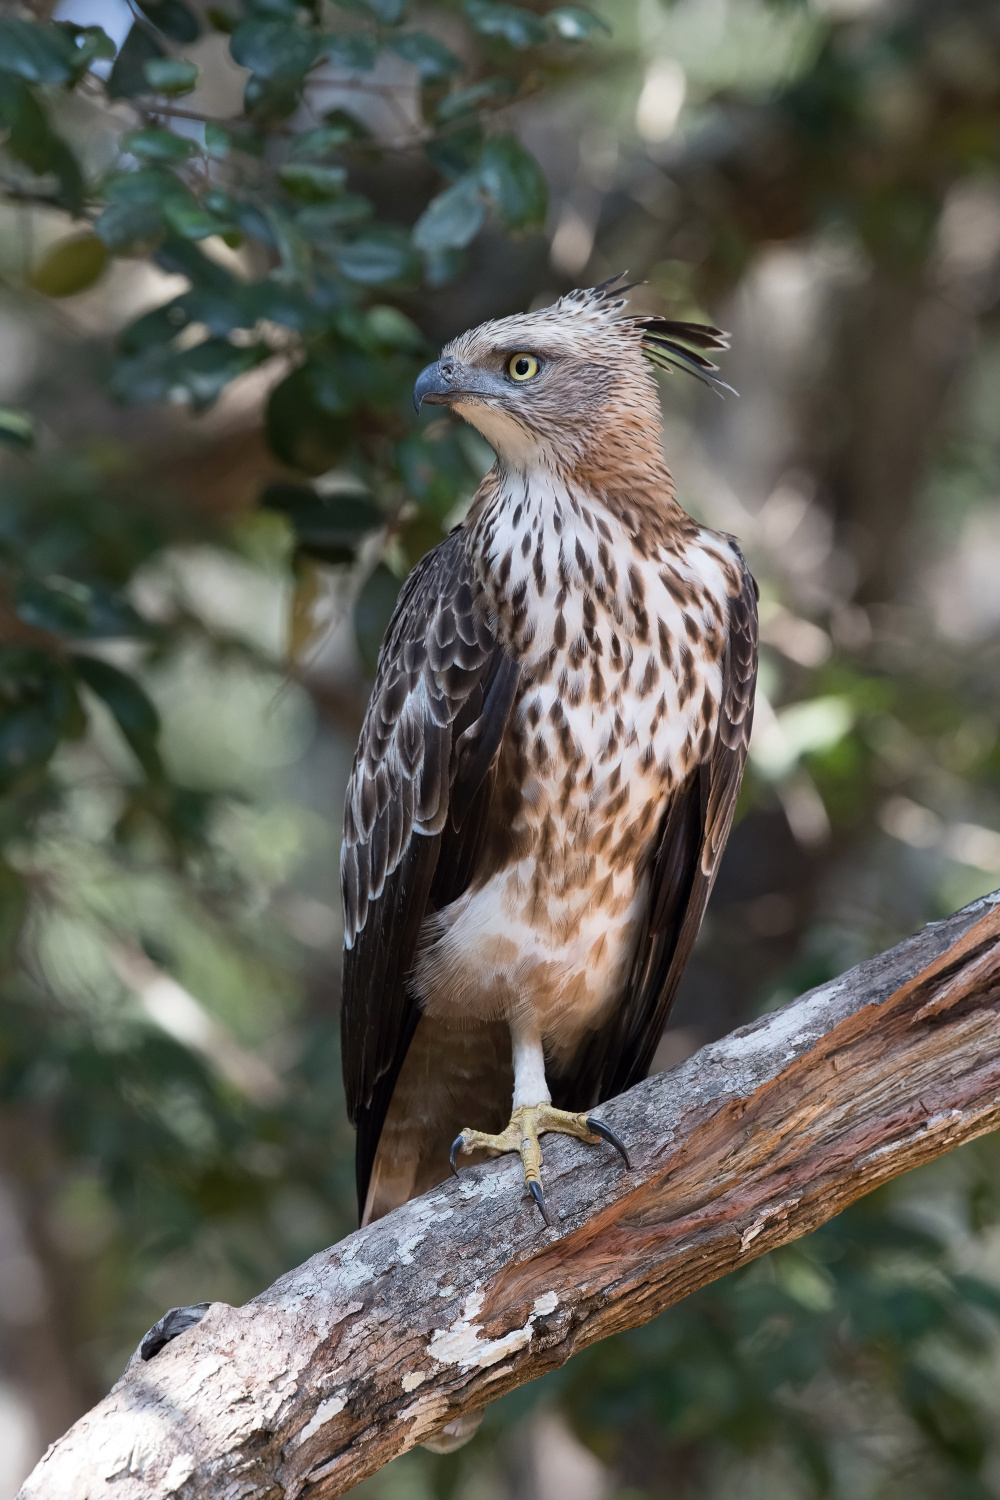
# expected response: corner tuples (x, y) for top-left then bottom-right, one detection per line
(413, 275), (731, 476)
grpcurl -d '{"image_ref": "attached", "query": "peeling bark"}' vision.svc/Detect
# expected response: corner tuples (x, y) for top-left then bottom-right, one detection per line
(18, 890), (1000, 1500)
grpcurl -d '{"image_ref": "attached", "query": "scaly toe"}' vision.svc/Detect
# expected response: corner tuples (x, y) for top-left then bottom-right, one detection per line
(447, 1106), (628, 1219)
(449, 1121), (522, 1172)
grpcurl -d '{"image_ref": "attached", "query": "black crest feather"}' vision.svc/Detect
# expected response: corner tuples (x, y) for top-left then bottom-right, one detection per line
(639, 317), (737, 396)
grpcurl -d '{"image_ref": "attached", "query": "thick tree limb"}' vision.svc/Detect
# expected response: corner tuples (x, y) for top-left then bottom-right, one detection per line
(19, 890), (1000, 1500)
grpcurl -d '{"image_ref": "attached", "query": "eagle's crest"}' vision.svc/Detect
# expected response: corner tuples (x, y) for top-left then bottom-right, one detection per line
(557, 272), (736, 395)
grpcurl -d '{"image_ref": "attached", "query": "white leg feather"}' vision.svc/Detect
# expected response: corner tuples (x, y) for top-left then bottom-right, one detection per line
(510, 1012), (551, 1110)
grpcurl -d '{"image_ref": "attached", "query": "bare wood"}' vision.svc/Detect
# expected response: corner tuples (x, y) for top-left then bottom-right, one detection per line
(19, 890), (1000, 1500)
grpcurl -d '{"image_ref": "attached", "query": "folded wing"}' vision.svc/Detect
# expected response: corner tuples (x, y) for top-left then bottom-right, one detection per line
(340, 532), (520, 1215)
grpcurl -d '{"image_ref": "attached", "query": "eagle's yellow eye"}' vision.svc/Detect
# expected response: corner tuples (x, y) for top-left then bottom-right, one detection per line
(508, 353), (539, 382)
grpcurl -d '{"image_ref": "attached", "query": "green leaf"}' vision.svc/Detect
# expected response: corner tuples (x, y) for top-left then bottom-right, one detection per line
(123, 127), (197, 161)
(388, 31), (460, 81)
(395, 425), (474, 515)
(354, 563), (401, 673)
(365, 304), (424, 349)
(0, 75), (83, 211)
(360, 0), (407, 23)
(181, 283), (253, 335)
(15, 575), (148, 639)
(266, 366), (353, 473)
(0, 18), (77, 84)
(162, 196), (231, 240)
(296, 196), (373, 244)
(28, 233), (109, 297)
(176, 340), (270, 408)
(203, 186), (237, 218)
(953, 1275), (1000, 1319)
(247, 0), (300, 16)
(279, 163), (348, 202)
(435, 77), (514, 122)
(318, 32), (377, 71)
(261, 483), (383, 559)
(73, 656), (163, 780)
(119, 300), (192, 353)
(0, 648), (80, 790)
(212, 123), (265, 160)
(230, 19), (317, 81)
(901, 1366), (986, 1471)
(136, 0), (201, 44)
(332, 228), (416, 284)
(156, 233), (242, 290)
(0, 862), (28, 973)
(424, 122), (484, 181)
(323, 107), (369, 138)
(108, 24), (164, 99)
(478, 133), (546, 227)
(0, 697), (60, 787)
(397, 511), (446, 570)
(108, 348), (172, 404)
(204, 121), (231, 158)
(105, 168), (178, 204)
(244, 281), (328, 334)
(113, 338), (268, 410)
(413, 176), (485, 252)
(422, 246), (466, 287)
(546, 6), (610, 40)
(293, 540), (354, 568)
(261, 205), (311, 283)
(462, 0), (546, 48)
(0, 409), (35, 448)
(289, 124), (357, 159)
(143, 57), (199, 94)
(95, 198), (167, 254)
(308, 353), (362, 412)
(57, 23), (117, 73)
(244, 74), (303, 121)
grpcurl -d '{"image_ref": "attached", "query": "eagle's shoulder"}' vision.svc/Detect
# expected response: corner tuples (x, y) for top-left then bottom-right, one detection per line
(341, 529), (500, 947)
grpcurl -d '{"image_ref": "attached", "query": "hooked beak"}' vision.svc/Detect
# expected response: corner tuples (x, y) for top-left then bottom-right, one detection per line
(413, 359), (455, 413)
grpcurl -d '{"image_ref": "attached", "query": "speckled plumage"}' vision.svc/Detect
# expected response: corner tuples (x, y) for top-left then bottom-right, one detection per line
(341, 280), (758, 1224)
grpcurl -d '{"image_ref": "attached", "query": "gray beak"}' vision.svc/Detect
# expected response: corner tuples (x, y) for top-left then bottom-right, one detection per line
(413, 359), (453, 413)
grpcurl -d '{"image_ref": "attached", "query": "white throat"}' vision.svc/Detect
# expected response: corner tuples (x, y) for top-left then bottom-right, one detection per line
(453, 400), (567, 474)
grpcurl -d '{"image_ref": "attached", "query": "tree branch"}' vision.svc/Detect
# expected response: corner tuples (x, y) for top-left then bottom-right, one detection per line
(19, 890), (1000, 1499)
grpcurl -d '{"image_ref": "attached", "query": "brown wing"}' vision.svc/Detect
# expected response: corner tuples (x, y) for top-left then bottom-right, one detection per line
(551, 545), (758, 1109)
(340, 531), (519, 1217)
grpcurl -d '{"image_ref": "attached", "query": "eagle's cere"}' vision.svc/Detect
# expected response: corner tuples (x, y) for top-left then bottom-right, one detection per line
(340, 280), (758, 1445)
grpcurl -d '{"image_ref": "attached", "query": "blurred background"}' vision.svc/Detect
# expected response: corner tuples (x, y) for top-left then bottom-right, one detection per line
(2, 0), (1000, 1494)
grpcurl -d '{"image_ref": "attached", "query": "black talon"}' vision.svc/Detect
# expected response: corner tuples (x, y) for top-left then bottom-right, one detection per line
(450, 1134), (465, 1178)
(586, 1116), (631, 1170)
(529, 1178), (553, 1226)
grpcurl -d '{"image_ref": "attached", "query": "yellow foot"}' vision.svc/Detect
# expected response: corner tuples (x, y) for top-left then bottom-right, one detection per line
(450, 1104), (629, 1225)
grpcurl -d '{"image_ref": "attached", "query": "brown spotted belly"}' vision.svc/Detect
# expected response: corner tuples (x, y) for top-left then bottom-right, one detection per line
(413, 517), (729, 1067)
(412, 853), (651, 1067)
(411, 680), (688, 1066)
